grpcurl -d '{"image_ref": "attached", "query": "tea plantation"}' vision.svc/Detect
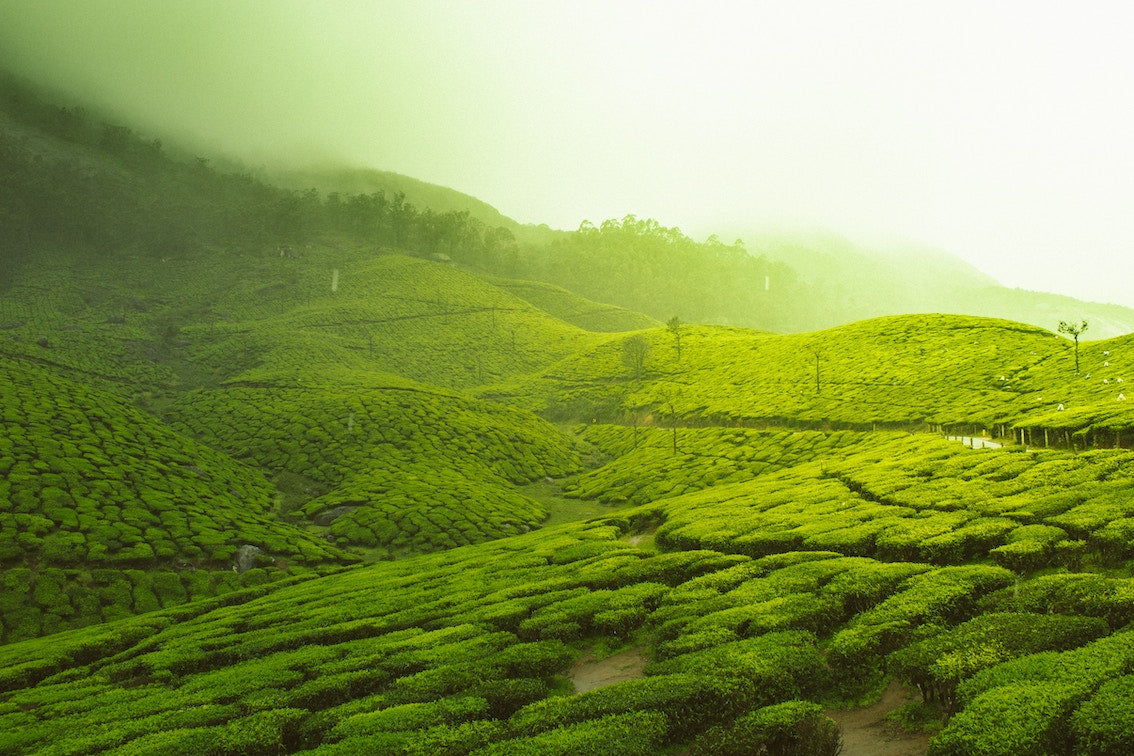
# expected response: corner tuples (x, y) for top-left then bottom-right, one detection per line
(7, 238), (1134, 753)
(11, 78), (1134, 753)
(486, 314), (1134, 437)
(7, 435), (1134, 753)
(164, 382), (581, 556)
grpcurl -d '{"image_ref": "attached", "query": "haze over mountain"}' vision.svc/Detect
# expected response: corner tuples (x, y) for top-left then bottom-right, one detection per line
(8, 49), (1134, 756)
(4, 67), (1134, 338)
(2, 1), (1133, 309)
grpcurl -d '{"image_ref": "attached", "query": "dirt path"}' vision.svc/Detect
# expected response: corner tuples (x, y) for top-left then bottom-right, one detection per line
(946, 434), (1002, 449)
(569, 650), (931, 755)
(826, 680), (932, 756)
(568, 646), (649, 694)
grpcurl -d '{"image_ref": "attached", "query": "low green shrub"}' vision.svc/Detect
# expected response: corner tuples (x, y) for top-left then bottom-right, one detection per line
(691, 700), (842, 756)
(475, 710), (668, 755)
(928, 681), (1080, 756)
(330, 695), (489, 738)
(888, 612), (1110, 712)
(646, 631), (828, 708)
(1070, 674), (1134, 755)
(509, 673), (751, 741)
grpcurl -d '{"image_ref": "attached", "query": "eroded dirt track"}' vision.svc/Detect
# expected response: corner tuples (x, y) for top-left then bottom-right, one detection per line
(568, 646), (648, 694)
(826, 680), (932, 756)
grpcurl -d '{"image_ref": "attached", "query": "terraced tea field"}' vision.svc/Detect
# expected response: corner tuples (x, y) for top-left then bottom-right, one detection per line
(6, 246), (1134, 754)
(165, 381), (581, 556)
(7, 432), (1134, 753)
(9, 77), (1134, 754)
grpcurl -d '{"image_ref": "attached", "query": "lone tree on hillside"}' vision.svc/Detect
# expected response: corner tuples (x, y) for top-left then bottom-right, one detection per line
(623, 396), (644, 449)
(666, 316), (685, 362)
(1058, 320), (1089, 374)
(807, 347), (823, 394)
(622, 334), (651, 379)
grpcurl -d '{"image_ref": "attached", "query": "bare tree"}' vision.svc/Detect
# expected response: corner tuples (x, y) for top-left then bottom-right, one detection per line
(1058, 320), (1088, 374)
(809, 348), (823, 394)
(666, 316), (684, 362)
(622, 334), (651, 379)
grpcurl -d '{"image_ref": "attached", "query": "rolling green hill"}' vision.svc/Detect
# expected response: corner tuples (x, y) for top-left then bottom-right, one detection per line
(7, 72), (1134, 755)
(0, 355), (356, 643)
(0, 244), (603, 396)
(742, 229), (1134, 339)
(5, 433), (1134, 753)
(479, 275), (661, 333)
(165, 380), (581, 557)
(485, 313), (1134, 441)
(0, 356), (351, 568)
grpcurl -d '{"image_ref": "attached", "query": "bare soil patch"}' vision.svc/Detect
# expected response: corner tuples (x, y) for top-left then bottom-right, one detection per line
(624, 526), (657, 547)
(568, 646), (649, 694)
(826, 680), (932, 756)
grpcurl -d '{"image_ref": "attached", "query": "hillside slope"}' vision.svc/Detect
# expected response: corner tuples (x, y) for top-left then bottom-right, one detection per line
(8, 72), (1134, 755)
(5, 433), (1134, 753)
(485, 313), (1134, 440)
(0, 355), (356, 643)
(165, 379), (582, 556)
(268, 165), (560, 247)
(6, 71), (1133, 340)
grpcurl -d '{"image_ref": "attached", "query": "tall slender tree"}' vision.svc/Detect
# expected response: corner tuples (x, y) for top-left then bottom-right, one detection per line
(666, 316), (684, 362)
(622, 334), (651, 379)
(809, 348), (823, 394)
(1058, 320), (1089, 374)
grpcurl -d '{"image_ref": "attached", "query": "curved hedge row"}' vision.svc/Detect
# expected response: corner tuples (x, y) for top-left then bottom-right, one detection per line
(0, 565), (315, 645)
(488, 314), (1134, 433)
(0, 358), (350, 571)
(929, 630), (1134, 754)
(653, 434), (1134, 570)
(564, 426), (867, 505)
(171, 254), (602, 391)
(0, 520), (902, 754)
(165, 384), (580, 554)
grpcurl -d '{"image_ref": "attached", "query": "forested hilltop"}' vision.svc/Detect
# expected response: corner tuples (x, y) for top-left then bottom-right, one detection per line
(4, 72), (1134, 337)
(5, 73), (1134, 754)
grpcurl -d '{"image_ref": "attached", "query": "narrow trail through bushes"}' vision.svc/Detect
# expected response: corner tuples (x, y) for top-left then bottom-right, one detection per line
(826, 680), (931, 756)
(568, 646), (649, 694)
(566, 651), (933, 754)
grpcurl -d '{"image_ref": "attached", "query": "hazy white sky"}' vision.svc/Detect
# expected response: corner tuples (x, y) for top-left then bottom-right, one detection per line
(2, 1), (1134, 306)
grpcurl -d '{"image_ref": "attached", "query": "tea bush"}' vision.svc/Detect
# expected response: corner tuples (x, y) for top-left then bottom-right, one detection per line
(888, 612), (1110, 712)
(930, 630), (1134, 754)
(166, 383), (580, 553)
(691, 700), (841, 756)
(1070, 674), (1134, 755)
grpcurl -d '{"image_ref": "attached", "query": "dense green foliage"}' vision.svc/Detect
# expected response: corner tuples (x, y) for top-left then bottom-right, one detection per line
(7, 74), (1134, 754)
(565, 425), (868, 505)
(482, 276), (660, 333)
(487, 314), (1134, 436)
(508, 215), (808, 332)
(166, 384), (580, 555)
(0, 357), (349, 570)
(691, 700), (842, 756)
(0, 74), (523, 277)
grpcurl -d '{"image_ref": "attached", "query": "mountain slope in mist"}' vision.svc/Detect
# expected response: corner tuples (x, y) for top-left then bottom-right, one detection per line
(8, 73), (1134, 756)
(4, 68), (1133, 338)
